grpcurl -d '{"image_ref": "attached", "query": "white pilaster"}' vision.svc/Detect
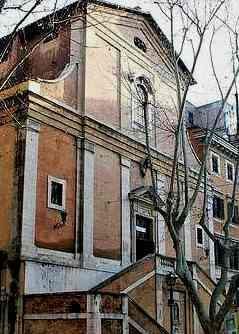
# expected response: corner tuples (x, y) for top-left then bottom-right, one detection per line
(121, 157), (131, 266)
(87, 294), (101, 334)
(184, 213), (192, 261)
(192, 264), (200, 334)
(156, 174), (165, 255)
(83, 140), (95, 266)
(75, 138), (82, 259)
(122, 295), (129, 334)
(21, 119), (40, 256)
(208, 195), (216, 281)
(156, 275), (164, 323)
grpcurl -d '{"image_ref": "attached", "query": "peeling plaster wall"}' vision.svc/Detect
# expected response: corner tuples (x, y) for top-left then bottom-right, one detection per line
(85, 31), (120, 127)
(24, 261), (112, 294)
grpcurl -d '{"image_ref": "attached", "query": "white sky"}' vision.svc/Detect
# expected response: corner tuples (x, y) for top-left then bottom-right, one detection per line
(0, 0), (238, 107)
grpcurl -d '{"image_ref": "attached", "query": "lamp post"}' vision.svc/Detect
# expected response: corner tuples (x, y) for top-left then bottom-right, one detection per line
(166, 273), (177, 334)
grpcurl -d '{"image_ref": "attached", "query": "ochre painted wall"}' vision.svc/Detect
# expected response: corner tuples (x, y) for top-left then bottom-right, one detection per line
(35, 124), (77, 252)
(93, 145), (121, 259)
(0, 123), (17, 249)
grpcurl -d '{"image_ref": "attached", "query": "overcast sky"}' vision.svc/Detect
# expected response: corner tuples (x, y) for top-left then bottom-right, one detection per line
(0, 0), (238, 107)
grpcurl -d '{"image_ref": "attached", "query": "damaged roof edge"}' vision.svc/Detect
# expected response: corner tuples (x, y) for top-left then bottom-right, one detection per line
(0, 0), (194, 84)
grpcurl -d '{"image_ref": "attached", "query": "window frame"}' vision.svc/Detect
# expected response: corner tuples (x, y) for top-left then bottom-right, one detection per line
(131, 76), (154, 131)
(213, 195), (225, 220)
(215, 236), (239, 270)
(226, 160), (234, 182)
(227, 200), (239, 225)
(211, 152), (220, 176)
(196, 225), (204, 248)
(47, 176), (66, 211)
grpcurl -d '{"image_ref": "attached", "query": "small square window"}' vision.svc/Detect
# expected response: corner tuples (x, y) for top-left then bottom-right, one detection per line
(211, 153), (220, 175)
(196, 226), (203, 247)
(51, 181), (63, 206)
(48, 176), (66, 211)
(226, 161), (234, 181)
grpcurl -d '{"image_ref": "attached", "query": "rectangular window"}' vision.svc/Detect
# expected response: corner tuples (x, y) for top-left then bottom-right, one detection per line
(132, 85), (145, 129)
(131, 84), (153, 131)
(215, 238), (239, 270)
(213, 196), (224, 219)
(227, 201), (239, 224)
(211, 153), (220, 175)
(136, 215), (154, 260)
(214, 240), (223, 267)
(196, 226), (203, 247)
(226, 161), (234, 181)
(48, 176), (66, 211)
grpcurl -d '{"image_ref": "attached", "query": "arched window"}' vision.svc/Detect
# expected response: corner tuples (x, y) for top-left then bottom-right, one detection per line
(131, 75), (154, 130)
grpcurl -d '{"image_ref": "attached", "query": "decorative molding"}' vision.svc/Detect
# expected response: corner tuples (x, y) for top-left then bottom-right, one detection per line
(24, 313), (87, 320)
(82, 139), (95, 153)
(121, 271), (155, 294)
(121, 156), (131, 168)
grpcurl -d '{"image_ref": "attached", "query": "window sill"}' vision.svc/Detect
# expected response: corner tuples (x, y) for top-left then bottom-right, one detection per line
(211, 172), (221, 177)
(229, 223), (239, 228)
(213, 217), (224, 223)
(48, 204), (65, 211)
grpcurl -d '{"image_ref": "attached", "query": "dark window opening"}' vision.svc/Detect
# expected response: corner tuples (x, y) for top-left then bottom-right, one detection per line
(172, 303), (180, 324)
(196, 227), (203, 246)
(51, 181), (63, 206)
(227, 202), (239, 224)
(214, 240), (223, 267)
(236, 289), (239, 306)
(136, 215), (154, 260)
(215, 239), (239, 270)
(227, 163), (234, 181)
(188, 111), (194, 125)
(134, 36), (147, 53)
(213, 196), (224, 219)
(212, 155), (219, 174)
(68, 301), (82, 313)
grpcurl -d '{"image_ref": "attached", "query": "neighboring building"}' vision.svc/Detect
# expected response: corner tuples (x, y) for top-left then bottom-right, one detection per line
(0, 1), (237, 334)
(186, 100), (237, 137)
(188, 101), (239, 333)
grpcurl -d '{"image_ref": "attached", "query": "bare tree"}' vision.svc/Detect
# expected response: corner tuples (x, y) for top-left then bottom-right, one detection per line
(134, 0), (239, 333)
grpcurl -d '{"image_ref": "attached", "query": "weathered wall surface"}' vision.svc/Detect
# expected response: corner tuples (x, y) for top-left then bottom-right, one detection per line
(0, 122), (17, 249)
(27, 25), (70, 80)
(94, 145), (121, 259)
(24, 319), (87, 334)
(129, 275), (156, 320)
(85, 32), (120, 127)
(35, 124), (76, 252)
(0, 24), (71, 86)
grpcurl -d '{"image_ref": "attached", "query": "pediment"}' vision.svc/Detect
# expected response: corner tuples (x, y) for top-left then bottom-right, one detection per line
(129, 185), (153, 201)
(129, 186), (165, 208)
